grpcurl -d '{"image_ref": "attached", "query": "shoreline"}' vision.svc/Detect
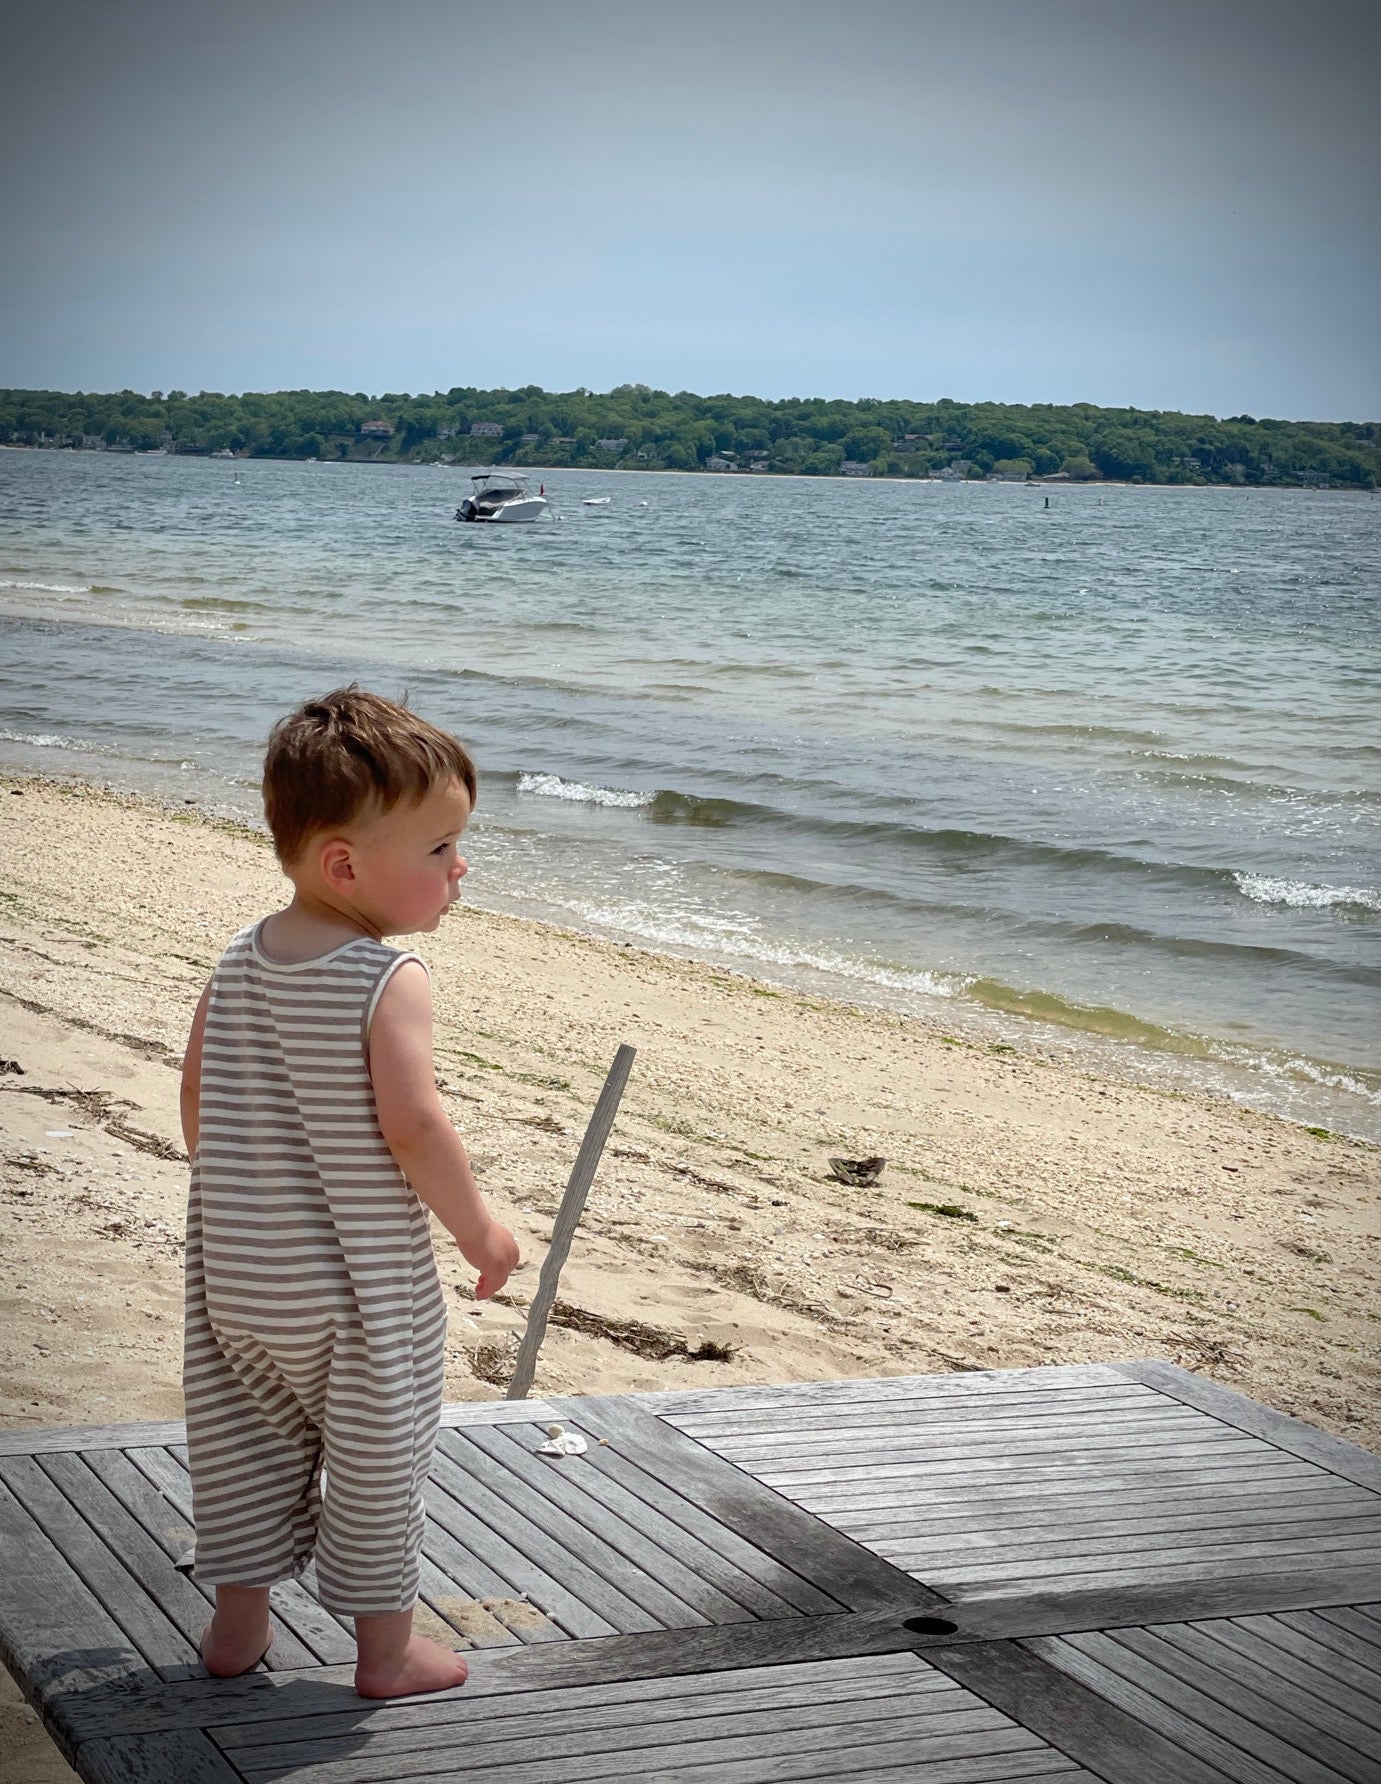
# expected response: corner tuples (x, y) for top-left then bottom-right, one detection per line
(5, 442), (1374, 492)
(3, 744), (1373, 1145)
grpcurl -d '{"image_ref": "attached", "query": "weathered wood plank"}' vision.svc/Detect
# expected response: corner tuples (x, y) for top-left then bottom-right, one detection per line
(882, 1515), (1381, 1569)
(484, 1422), (813, 1622)
(1099, 1618), (1381, 1782)
(1222, 1615), (1381, 1714)
(762, 1447), (1320, 1501)
(0, 1474), (148, 1768)
(1145, 1619), (1381, 1759)
(928, 1541), (1381, 1594)
(547, 1394), (938, 1614)
(233, 1708), (1048, 1784)
(437, 1430), (714, 1629)
(1030, 1630), (1333, 1784)
(424, 1466), (621, 1641)
(462, 1425), (761, 1626)
(124, 1445), (357, 1666)
(791, 1462), (1329, 1520)
(229, 1672), (978, 1779)
(1315, 1607), (1381, 1654)
(428, 1444), (659, 1635)
(666, 1383), (1163, 1437)
(701, 1408), (1208, 1460)
(417, 1526), (561, 1648)
(216, 1651), (938, 1751)
(531, 1416), (837, 1617)
(928, 1638), (1234, 1784)
(639, 1363), (1132, 1415)
(0, 1418), (189, 1457)
(836, 1481), (1380, 1540)
(1101, 1623), (1381, 1783)
(1266, 1609), (1381, 1682)
(0, 1455), (199, 1675)
(749, 1431), (1281, 1484)
(438, 1400), (560, 1429)
(77, 1727), (245, 1784)
(1116, 1361), (1381, 1493)
(824, 1762), (1088, 1784)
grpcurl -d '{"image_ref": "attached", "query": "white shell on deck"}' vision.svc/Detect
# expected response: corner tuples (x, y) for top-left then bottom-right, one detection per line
(538, 1430), (589, 1457)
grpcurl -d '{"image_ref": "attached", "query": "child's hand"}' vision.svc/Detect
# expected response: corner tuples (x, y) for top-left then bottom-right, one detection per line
(462, 1221), (520, 1300)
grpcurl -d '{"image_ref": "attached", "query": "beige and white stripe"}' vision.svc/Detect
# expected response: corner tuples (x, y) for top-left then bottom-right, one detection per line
(183, 922), (446, 1615)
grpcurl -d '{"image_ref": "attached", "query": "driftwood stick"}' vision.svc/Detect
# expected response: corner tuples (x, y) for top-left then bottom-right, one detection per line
(505, 1044), (637, 1401)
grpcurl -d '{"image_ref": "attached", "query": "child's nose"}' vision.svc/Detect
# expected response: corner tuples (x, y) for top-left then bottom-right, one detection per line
(453, 857), (468, 879)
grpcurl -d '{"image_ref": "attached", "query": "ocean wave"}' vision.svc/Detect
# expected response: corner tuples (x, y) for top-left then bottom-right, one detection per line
(0, 579), (92, 595)
(516, 771), (652, 809)
(563, 896), (967, 999)
(0, 726), (86, 751)
(1234, 873), (1381, 915)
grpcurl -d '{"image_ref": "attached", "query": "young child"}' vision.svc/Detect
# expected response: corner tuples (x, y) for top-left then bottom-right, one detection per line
(180, 686), (519, 1699)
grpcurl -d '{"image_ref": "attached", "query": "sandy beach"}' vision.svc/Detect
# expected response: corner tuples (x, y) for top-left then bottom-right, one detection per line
(1, 772), (1377, 1777)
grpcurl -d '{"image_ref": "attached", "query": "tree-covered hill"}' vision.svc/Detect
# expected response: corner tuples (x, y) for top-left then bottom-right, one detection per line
(2, 384), (1375, 487)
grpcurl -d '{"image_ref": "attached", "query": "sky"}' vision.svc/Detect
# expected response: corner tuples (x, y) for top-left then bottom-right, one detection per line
(2, 0), (1377, 418)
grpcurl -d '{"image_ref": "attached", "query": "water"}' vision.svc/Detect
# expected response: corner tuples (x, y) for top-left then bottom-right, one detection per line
(2, 449), (1378, 1136)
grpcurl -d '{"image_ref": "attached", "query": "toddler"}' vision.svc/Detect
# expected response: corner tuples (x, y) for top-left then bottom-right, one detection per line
(180, 686), (518, 1698)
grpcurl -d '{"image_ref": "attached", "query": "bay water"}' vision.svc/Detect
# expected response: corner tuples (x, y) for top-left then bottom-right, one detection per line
(1, 449), (1377, 1136)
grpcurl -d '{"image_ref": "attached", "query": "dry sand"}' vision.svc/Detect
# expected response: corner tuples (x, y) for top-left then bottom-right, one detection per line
(1, 773), (1377, 1776)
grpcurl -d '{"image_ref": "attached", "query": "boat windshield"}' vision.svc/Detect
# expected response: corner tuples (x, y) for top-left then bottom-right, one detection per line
(473, 474), (526, 495)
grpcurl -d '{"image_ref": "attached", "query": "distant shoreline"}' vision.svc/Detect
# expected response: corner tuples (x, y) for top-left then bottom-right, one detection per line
(3, 442), (1373, 493)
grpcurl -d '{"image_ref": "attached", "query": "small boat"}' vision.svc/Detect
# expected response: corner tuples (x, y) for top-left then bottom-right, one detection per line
(456, 472), (549, 524)
(582, 495), (612, 507)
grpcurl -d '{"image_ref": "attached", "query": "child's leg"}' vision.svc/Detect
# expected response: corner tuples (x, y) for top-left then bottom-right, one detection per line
(354, 1607), (469, 1699)
(201, 1584), (273, 1677)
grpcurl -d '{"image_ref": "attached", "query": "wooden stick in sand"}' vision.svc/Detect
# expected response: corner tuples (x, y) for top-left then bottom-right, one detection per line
(505, 1043), (637, 1401)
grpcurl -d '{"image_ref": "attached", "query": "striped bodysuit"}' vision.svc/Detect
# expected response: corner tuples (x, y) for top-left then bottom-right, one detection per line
(183, 922), (447, 1615)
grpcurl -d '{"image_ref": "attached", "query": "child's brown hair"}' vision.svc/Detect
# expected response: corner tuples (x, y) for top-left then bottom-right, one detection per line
(263, 686), (477, 864)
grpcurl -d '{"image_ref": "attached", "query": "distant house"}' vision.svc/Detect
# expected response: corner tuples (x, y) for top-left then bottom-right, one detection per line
(360, 419), (394, 438)
(469, 421), (503, 437)
(521, 433), (541, 444)
(840, 460), (872, 477)
(987, 469), (1028, 482)
(934, 466), (965, 481)
(597, 438), (627, 453)
(948, 459), (973, 475)
(704, 455), (733, 471)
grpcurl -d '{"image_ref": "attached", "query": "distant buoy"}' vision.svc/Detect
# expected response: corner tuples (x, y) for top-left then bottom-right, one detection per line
(1044, 496), (1049, 508)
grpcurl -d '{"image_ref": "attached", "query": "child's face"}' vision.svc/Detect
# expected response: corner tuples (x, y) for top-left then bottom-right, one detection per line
(346, 779), (472, 936)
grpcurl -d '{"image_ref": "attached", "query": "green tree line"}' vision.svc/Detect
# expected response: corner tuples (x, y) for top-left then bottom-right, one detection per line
(2, 384), (1375, 487)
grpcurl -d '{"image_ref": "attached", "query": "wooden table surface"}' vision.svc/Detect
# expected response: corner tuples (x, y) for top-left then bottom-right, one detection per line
(2, 1360), (1378, 1782)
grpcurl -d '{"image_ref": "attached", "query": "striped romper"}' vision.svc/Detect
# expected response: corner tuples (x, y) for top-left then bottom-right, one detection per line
(183, 922), (447, 1616)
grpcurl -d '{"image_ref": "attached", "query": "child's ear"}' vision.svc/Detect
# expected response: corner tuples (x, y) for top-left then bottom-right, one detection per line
(320, 838), (356, 891)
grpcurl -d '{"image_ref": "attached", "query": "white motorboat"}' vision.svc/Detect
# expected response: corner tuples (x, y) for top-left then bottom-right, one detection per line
(455, 472), (549, 523)
(582, 495), (612, 507)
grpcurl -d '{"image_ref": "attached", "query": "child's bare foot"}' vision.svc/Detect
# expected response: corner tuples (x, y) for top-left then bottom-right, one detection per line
(355, 1634), (469, 1699)
(201, 1584), (273, 1677)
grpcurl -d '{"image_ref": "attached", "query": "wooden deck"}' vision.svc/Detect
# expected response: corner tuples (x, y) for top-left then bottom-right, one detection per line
(2, 1360), (1379, 1782)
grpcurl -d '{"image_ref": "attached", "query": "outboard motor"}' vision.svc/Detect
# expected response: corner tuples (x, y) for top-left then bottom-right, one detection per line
(456, 497), (478, 522)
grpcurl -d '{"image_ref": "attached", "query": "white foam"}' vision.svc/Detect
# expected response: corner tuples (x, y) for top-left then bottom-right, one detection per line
(0, 727), (82, 751)
(517, 771), (652, 809)
(565, 896), (967, 1000)
(0, 579), (91, 595)
(1234, 872), (1381, 914)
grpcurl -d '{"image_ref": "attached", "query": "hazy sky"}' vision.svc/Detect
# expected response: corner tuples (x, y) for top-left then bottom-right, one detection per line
(3, 0), (1376, 417)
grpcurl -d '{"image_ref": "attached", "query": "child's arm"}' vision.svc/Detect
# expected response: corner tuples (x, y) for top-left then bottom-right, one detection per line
(369, 961), (519, 1299)
(180, 980), (212, 1159)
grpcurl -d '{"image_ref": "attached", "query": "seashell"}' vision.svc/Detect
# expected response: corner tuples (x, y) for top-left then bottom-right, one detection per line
(538, 1430), (589, 1457)
(546, 1424), (565, 1438)
(828, 1155), (885, 1186)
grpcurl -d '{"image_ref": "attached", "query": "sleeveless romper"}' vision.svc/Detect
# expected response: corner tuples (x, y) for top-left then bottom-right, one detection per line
(182, 923), (447, 1615)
